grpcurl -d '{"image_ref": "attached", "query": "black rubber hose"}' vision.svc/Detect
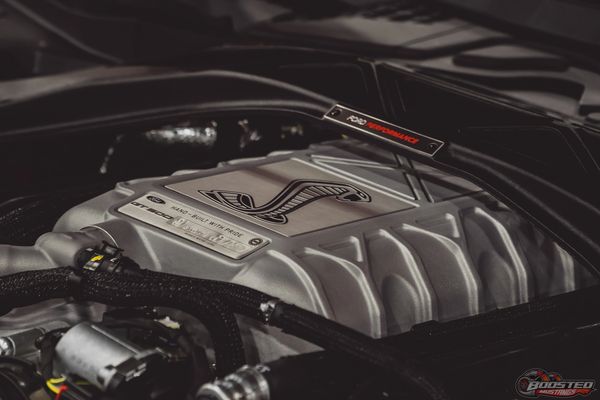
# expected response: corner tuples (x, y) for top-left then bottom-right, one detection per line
(0, 371), (30, 400)
(0, 356), (40, 400)
(129, 270), (448, 400)
(269, 303), (444, 400)
(0, 267), (245, 376)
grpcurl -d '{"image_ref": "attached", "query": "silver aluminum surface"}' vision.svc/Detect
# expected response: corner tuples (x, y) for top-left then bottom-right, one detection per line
(168, 158), (413, 237)
(118, 192), (269, 259)
(54, 139), (595, 344)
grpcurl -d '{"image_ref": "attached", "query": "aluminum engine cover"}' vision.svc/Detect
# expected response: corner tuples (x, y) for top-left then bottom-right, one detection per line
(55, 140), (593, 338)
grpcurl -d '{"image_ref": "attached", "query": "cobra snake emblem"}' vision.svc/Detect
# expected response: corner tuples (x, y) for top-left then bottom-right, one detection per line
(198, 179), (371, 224)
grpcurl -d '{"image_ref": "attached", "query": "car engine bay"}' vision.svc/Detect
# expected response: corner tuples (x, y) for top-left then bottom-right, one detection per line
(0, 125), (596, 400)
(0, 2), (599, 397)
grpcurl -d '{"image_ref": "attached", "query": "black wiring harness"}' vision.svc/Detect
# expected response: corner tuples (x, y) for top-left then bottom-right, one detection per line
(0, 265), (447, 400)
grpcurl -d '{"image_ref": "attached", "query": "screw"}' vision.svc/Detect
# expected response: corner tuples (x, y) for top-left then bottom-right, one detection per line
(249, 238), (263, 246)
(427, 142), (439, 151)
(328, 108), (342, 117)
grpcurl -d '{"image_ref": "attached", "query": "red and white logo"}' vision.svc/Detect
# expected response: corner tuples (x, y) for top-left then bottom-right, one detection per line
(516, 369), (596, 398)
(346, 114), (420, 145)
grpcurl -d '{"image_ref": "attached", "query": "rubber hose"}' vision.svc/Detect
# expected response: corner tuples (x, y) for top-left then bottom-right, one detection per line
(128, 269), (448, 400)
(270, 303), (445, 400)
